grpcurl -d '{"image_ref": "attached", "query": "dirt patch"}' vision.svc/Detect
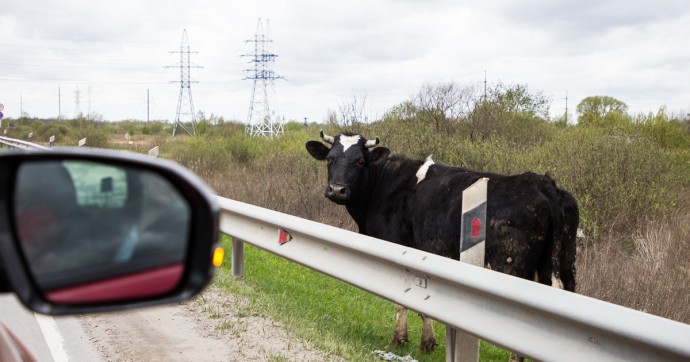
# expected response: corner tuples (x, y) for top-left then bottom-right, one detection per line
(79, 285), (340, 361)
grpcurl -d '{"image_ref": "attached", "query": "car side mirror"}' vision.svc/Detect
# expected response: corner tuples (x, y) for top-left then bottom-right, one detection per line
(0, 149), (220, 315)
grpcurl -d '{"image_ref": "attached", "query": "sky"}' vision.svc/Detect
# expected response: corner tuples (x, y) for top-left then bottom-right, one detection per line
(1, 0), (689, 123)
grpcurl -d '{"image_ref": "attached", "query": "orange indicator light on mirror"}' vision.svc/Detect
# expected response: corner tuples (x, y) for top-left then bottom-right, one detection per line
(212, 247), (225, 267)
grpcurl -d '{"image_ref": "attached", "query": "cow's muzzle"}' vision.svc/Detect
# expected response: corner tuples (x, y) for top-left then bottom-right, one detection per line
(325, 184), (350, 203)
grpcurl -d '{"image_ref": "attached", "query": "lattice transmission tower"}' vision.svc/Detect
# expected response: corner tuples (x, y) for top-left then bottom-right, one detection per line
(243, 18), (284, 137)
(167, 29), (201, 136)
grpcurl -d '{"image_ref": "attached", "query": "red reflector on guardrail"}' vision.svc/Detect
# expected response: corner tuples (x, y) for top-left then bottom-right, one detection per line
(279, 229), (292, 245)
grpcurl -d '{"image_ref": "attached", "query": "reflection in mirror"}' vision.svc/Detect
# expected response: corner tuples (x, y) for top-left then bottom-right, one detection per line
(13, 160), (191, 304)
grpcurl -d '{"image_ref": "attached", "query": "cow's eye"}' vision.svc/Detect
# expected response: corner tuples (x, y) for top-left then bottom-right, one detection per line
(326, 157), (334, 166)
(357, 159), (365, 167)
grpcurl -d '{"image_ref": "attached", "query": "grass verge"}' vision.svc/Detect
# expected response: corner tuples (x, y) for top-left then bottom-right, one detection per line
(213, 236), (515, 361)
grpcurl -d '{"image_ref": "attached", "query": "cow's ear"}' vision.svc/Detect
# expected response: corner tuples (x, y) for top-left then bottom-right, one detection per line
(369, 147), (390, 164)
(305, 141), (330, 160)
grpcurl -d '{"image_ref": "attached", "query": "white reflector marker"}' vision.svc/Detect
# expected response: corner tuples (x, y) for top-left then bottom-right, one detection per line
(148, 146), (160, 157)
(459, 178), (488, 265)
(447, 177), (488, 362)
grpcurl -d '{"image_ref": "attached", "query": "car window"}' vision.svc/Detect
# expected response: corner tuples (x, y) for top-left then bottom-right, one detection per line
(63, 161), (128, 208)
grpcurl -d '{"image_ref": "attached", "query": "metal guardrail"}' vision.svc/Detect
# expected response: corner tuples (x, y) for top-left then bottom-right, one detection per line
(216, 195), (690, 362)
(0, 136), (51, 150)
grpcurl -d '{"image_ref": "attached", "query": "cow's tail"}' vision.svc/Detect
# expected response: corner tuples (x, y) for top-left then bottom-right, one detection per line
(541, 175), (578, 293)
(558, 189), (578, 292)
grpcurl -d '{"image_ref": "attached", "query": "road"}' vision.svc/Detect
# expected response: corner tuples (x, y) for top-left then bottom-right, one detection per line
(0, 294), (100, 361)
(0, 287), (336, 361)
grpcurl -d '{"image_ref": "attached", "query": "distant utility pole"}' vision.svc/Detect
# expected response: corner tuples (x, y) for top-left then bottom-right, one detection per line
(565, 90), (569, 124)
(147, 89), (150, 122)
(20, 95), (23, 120)
(58, 86), (62, 120)
(243, 18), (284, 138)
(74, 86), (81, 118)
(87, 86), (92, 119)
(167, 29), (201, 136)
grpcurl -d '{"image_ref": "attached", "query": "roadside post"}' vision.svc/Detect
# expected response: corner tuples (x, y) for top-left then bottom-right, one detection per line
(447, 177), (488, 362)
(148, 146), (160, 158)
(232, 238), (245, 278)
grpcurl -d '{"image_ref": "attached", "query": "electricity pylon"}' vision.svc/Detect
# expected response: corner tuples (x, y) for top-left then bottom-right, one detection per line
(243, 18), (284, 137)
(167, 29), (201, 136)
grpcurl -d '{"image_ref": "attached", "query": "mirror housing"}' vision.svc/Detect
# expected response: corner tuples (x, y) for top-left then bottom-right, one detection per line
(0, 148), (219, 315)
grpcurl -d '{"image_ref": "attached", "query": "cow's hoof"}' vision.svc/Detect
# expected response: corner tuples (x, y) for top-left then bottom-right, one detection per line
(388, 335), (408, 348)
(508, 352), (525, 362)
(420, 338), (437, 353)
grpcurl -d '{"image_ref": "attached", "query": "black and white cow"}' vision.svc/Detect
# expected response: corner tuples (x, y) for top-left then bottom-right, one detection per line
(306, 131), (578, 352)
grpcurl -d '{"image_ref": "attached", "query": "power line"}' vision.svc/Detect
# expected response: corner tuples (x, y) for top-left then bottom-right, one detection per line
(0, 77), (169, 85)
(0, 60), (163, 69)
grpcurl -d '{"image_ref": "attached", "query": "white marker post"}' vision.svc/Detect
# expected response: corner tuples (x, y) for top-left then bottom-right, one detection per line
(148, 146), (160, 158)
(447, 177), (488, 362)
(78, 138), (86, 147)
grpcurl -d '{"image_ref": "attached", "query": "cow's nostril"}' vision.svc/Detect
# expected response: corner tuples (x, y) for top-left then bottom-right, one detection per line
(325, 184), (349, 201)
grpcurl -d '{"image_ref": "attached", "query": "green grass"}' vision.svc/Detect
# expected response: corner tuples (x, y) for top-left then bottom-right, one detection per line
(213, 236), (513, 361)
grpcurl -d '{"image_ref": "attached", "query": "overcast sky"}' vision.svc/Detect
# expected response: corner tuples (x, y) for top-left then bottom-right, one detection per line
(2, 0), (689, 123)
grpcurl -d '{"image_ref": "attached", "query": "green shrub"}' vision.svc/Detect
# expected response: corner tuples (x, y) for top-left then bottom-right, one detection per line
(633, 112), (690, 149)
(530, 127), (675, 238)
(70, 127), (110, 148)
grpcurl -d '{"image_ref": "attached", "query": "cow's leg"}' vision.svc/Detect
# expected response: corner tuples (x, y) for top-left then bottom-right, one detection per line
(551, 273), (565, 289)
(389, 304), (408, 347)
(507, 269), (562, 361)
(419, 314), (437, 352)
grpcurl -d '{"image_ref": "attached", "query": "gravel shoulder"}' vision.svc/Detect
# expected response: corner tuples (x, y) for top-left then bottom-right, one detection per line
(79, 285), (339, 361)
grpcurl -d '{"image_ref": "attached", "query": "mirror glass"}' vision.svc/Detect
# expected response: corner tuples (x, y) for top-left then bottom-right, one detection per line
(13, 159), (191, 304)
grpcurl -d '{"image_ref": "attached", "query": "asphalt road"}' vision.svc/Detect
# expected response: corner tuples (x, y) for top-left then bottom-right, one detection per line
(0, 294), (101, 361)
(1, 286), (335, 361)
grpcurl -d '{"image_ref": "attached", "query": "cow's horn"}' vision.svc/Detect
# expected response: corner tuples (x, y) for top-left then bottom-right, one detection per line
(320, 130), (334, 144)
(365, 137), (380, 148)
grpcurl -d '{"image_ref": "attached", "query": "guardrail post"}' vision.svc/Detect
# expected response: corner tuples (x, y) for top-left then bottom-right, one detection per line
(447, 177), (488, 362)
(232, 238), (245, 278)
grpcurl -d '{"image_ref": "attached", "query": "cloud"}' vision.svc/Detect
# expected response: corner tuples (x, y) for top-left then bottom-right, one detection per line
(1, 0), (689, 121)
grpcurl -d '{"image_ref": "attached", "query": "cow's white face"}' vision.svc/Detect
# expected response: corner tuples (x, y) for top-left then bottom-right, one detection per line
(306, 132), (390, 204)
